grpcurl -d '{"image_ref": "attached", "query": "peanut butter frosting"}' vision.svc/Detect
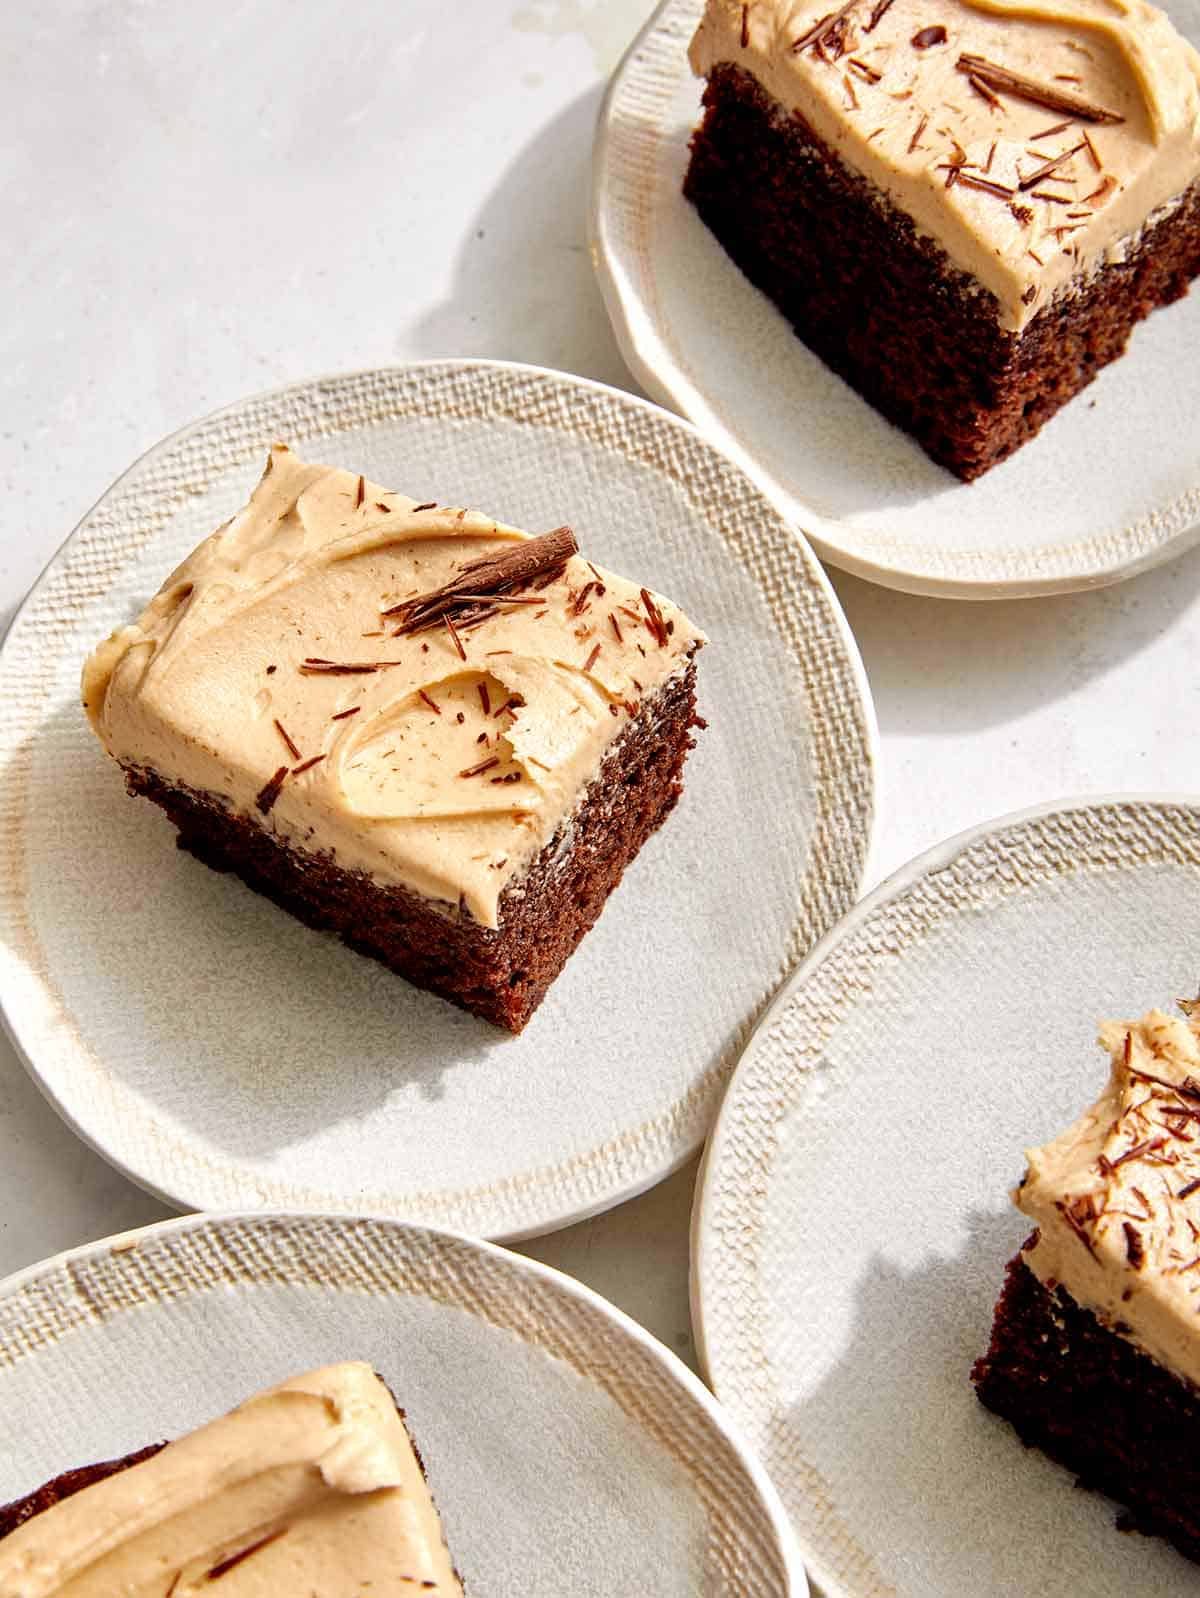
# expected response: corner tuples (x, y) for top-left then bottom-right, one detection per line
(0, 1363), (463, 1597)
(82, 445), (704, 930)
(690, 0), (1200, 328)
(1016, 1004), (1200, 1390)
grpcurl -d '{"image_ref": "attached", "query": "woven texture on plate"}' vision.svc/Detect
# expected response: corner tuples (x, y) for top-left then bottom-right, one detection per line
(0, 362), (873, 1235)
(0, 1215), (791, 1596)
(698, 800), (1200, 1598)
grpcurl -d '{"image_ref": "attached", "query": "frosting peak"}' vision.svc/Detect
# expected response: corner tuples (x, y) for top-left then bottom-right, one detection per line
(691, 0), (1200, 328)
(82, 445), (705, 928)
(1017, 1004), (1200, 1389)
(0, 1363), (463, 1596)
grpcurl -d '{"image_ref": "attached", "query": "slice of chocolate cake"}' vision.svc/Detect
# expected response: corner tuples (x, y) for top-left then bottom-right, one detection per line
(685, 0), (1200, 479)
(0, 1363), (464, 1594)
(973, 1002), (1200, 1563)
(82, 444), (705, 1032)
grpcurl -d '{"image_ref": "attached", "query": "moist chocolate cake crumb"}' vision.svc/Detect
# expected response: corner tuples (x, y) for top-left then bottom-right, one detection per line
(684, 63), (1200, 480)
(121, 664), (700, 1033)
(972, 1243), (1200, 1564)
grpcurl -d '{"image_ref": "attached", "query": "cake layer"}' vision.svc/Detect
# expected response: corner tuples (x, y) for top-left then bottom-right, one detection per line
(83, 445), (704, 930)
(685, 62), (1200, 476)
(126, 661), (699, 1033)
(690, 0), (1200, 330)
(0, 1363), (463, 1596)
(972, 1251), (1200, 1564)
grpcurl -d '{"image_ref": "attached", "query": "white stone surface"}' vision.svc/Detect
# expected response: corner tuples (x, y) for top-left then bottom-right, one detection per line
(3, 0), (1200, 1381)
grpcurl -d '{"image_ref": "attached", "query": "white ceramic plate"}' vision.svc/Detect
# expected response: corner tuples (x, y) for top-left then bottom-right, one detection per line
(592, 0), (1200, 599)
(0, 359), (875, 1240)
(693, 797), (1200, 1597)
(0, 1210), (806, 1595)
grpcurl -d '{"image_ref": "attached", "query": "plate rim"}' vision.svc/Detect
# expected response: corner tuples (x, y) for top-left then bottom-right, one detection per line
(590, 0), (1200, 602)
(0, 1206), (809, 1598)
(690, 788), (1200, 1598)
(0, 355), (879, 1242)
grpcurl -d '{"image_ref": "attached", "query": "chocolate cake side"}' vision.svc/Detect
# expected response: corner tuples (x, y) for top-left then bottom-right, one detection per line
(0, 1444), (165, 1540)
(684, 63), (1200, 480)
(972, 1245), (1200, 1564)
(124, 661), (700, 1033)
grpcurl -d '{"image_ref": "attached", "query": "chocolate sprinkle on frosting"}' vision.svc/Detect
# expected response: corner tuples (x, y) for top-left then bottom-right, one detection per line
(956, 53), (1125, 123)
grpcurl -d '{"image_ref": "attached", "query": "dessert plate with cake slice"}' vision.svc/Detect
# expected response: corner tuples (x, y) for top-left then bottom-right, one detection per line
(0, 1210), (806, 1595)
(0, 359), (875, 1240)
(593, 0), (1200, 598)
(693, 795), (1200, 1596)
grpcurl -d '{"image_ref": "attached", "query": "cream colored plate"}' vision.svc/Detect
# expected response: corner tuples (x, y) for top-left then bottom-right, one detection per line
(693, 798), (1200, 1597)
(592, 0), (1200, 599)
(0, 1210), (806, 1595)
(0, 360), (875, 1240)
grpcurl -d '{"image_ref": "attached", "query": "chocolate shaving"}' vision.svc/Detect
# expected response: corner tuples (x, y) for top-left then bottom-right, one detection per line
(300, 659), (387, 675)
(956, 54), (1124, 122)
(459, 756), (500, 778)
(478, 681), (491, 715)
(330, 706), (361, 721)
(1030, 118), (1073, 140)
(967, 72), (1003, 110)
(444, 615), (467, 661)
(610, 612), (623, 643)
(1081, 129), (1101, 170)
(1082, 175), (1116, 204)
(411, 501), (437, 513)
(864, 0), (894, 30)
(1179, 1177), (1200, 1199)
(375, 501), (390, 512)
(418, 690), (441, 715)
(1010, 201), (1033, 224)
(1018, 141), (1086, 191)
(207, 1530), (289, 1581)
(382, 526), (578, 634)
(639, 588), (669, 647)
(1131, 1067), (1200, 1102)
(255, 767), (289, 816)
(792, 0), (857, 53)
(582, 642), (602, 673)
(955, 172), (1015, 199)
(1031, 189), (1075, 203)
(272, 719), (301, 761)
(911, 25), (947, 47)
(848, 56), (882, 81)
(354, 475), (365, 509)
(907, 112), (929, 152)
(741, 2), (750, 46)
(843, 72), (860, 108)
(1109, 1136), (1169, 1170)
(1123, 1222), (1145, 1269)
(291, 754), (325, 775)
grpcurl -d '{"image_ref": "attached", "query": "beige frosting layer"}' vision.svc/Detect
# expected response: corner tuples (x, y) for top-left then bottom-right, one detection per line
(691, 0), (1200, 328)
(82, 445), (704, 929)
(0, 1363), (463, 1597)
(1016, 1005), (1200, 1389)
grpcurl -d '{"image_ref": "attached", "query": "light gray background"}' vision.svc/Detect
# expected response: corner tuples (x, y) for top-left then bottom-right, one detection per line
(5, 0), (1200, 1382)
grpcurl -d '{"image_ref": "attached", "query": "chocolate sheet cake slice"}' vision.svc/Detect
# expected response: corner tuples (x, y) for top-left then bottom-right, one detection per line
(973, 1002), (1200, 1563)
(686, 0), (1200, 478)
(0, 1363), (464, 1594)
(82, 445), (705, 1032)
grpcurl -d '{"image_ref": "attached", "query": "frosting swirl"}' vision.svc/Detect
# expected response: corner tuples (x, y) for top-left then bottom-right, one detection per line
(82, 446), (705, 929)
(0, 1363), (463, 1596)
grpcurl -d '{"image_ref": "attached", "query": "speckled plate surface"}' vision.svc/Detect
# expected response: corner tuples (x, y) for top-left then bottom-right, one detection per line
(0, 1210), (806, 1595)
(693, 797), (1200, 1597)
(592, 0), (1200, 599)
(0, 360), (875, 1240)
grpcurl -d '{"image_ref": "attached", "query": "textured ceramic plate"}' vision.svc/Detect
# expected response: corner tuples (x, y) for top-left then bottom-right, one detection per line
(592, 0), (1200, 599)
(0, 1210), (806, 1595)
(693, 798), (1200, 1597)
(0, 360), (875, 1240)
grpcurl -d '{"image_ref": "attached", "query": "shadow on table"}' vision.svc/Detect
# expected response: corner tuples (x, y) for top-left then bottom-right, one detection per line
(831, 532), (1200, 737)
(406, 87), (635, 394)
